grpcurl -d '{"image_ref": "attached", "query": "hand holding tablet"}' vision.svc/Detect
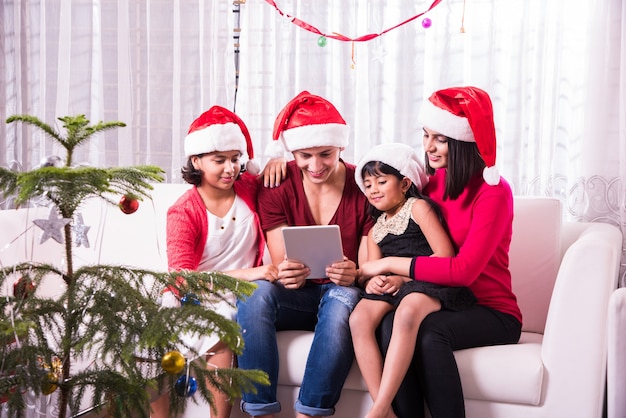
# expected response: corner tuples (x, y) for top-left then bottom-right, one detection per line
(281, 225), (344, 279)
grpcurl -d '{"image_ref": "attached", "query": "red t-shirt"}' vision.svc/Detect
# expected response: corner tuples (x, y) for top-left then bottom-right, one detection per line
(257, 160), (374, 269)
(414, 169), (522, 323)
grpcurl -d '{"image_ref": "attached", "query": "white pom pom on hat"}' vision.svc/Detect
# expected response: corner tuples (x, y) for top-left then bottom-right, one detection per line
(418, 86), (500, 186)
(272, 91), (350, 152)
(355, 143), (429, 194)
(184, 105), (259, 175)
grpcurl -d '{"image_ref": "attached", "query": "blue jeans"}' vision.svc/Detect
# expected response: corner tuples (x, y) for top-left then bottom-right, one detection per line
(237, 280), (360, 417)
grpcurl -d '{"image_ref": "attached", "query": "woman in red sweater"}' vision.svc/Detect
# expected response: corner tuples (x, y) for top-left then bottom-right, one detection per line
(359, 87), (522, 418)
(152, 106), (278, 418)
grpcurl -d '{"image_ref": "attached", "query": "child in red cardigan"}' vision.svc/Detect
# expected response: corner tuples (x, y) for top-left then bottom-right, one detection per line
(152, 106), (278, 418)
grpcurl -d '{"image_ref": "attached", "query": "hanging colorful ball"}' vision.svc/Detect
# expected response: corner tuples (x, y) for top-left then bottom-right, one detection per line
(118, 194), (139, 214)
(41, 372), (58, 395)
(161, 351), (186, 375)
(174, 375), (198, 397)
(317, 36), (328, 47)
(422, 18), (432, 29)
(180, 292), (201, 306)
(13, 276), (36, 299)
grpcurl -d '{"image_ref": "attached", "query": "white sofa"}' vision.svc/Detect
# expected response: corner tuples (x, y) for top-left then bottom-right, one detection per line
(608, 287), (626, 418)
(0, 184), (622, 418)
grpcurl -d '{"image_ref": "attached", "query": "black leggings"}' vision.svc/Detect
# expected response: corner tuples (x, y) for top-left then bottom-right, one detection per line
(376, 305), (521, 418)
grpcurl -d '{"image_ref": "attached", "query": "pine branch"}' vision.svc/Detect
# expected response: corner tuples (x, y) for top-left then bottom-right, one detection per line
(0, 167), (18, 199)
(1, 264), (267, 417)
(6, 114), (126, 167)
(8, 165), (164, 215)
(57, 115), (126, 158)
(6, 114), (63, 144)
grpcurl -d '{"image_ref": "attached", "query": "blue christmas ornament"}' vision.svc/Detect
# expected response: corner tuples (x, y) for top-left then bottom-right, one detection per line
(174, 375), (198, 397)
(180, 292), (200, 306)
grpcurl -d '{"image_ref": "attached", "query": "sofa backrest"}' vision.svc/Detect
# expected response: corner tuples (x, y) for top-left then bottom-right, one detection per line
(0, 189), (566, 336)
(73, 183), (191, 271)
(87, 189), (564, 336)
(0, 183), (191, 298)
(509, 197), (562, 334)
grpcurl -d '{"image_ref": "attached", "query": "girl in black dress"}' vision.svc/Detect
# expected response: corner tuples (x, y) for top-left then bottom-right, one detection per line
(350, 143), (475, 418)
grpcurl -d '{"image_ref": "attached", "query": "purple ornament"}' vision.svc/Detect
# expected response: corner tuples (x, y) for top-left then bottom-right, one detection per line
(422, 18), (432, 29)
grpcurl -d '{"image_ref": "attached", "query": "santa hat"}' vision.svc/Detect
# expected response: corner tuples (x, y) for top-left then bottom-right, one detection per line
(184, 105), (259, 175)
(269, 91), (350, 155)
(418, 86), (500, 185)
(355, 143), (429, 194)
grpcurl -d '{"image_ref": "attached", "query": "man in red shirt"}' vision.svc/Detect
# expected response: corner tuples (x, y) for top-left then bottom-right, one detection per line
(236, 91), (374, 418)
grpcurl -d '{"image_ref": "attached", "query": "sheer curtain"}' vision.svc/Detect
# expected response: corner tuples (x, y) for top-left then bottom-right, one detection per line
(1, 0), (625, 284)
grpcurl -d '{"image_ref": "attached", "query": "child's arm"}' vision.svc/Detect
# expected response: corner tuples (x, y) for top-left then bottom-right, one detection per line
(411, 199), (455, 257)
(260, 157), (287, 188)
(221, 264), (279, 282)
(357, 231), (382, 288)
(358, 230), (403, 294)
(366, 230), (383, 261)
(358, 199), (455, 281)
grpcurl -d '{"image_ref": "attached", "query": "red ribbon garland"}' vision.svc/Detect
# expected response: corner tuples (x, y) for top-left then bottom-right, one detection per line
(264, 0), (442, 42)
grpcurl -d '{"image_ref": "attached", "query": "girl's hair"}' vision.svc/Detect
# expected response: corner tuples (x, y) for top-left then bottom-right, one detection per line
(425, 138), (485, 200)
(181, 157), (203, 186)
(180, 154), (245, 186)
(361, 161), (446, 227)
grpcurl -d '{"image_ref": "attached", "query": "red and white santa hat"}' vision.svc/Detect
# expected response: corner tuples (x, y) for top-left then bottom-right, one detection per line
(269, 91), (350, 155)
(184, 105), (259, 175)
(418, 86), (500, 185)
(355, 143), (428, 194)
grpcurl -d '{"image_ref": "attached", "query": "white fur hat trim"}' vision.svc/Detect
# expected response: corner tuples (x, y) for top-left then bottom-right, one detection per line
(418, 100), (475, 142)
(355, 143), (428, 194)
(184, 122), (247, 159)
(281, 123), (349, 152)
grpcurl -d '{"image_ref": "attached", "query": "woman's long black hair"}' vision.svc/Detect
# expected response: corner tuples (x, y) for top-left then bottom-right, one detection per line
(424, 138), (485, 200)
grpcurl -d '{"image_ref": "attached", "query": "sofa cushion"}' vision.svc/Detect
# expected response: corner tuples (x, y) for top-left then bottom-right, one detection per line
(276, 330), (367, 391)
(277, 331), (545, 406)
(456, 332), (544, 405)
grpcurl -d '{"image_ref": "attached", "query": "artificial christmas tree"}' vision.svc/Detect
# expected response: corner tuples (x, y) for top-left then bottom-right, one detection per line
(0, 115), (267, 417)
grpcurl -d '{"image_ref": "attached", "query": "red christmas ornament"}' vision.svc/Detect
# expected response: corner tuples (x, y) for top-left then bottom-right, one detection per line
(119, 195), (139, 214)
(0, 386), (16, 404)
(13, 276), (36, 299)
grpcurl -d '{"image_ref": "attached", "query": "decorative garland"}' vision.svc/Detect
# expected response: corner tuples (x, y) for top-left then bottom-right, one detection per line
(264, 0), (442, 42)
(233, 0), (448, 106)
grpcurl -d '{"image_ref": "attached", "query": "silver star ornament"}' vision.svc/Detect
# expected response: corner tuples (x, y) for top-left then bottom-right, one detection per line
(33, 207), (71, 244)
(72, 213), (91, 248)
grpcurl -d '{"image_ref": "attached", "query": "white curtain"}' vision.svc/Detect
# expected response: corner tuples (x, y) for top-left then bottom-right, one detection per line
(1, 0), (625, 285)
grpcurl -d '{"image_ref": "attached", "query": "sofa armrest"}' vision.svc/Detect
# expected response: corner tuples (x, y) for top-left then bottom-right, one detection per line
(540, 222), (622, 416)
(608, 287), (626, 418)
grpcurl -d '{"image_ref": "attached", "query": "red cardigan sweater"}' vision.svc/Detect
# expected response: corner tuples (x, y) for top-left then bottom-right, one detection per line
(165, 173), (265, 294)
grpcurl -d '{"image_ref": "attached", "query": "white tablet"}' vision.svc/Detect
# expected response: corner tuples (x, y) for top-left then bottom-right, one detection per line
(281, 225), (344, 279)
